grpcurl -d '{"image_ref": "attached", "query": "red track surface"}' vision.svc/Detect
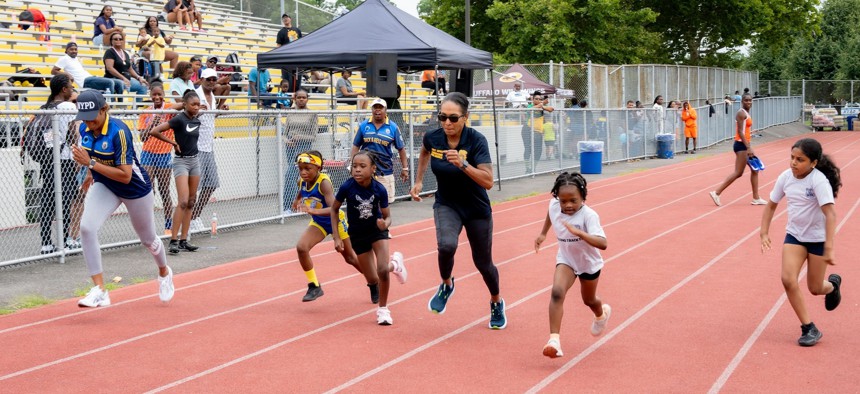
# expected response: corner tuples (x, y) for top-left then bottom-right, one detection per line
(2, 133), (858, 393)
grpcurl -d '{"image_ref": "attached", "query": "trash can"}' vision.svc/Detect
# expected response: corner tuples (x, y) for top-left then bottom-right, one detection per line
(578, 141), (604, 174)
(847, 115), (856, 131)
(656, 134), (675, 159)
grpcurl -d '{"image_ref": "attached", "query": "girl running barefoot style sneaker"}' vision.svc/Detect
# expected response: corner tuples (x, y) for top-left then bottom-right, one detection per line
(535, 172), (611, 358)
(289, 151), (382, 302)
(760, 138), (843, 347)
(71, 90), (174, 307)
(332, 150), (406, 325)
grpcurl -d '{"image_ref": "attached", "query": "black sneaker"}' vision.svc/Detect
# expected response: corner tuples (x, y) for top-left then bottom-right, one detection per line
(825, 274), (841, 311)
(302, 283), (323, 302)
(489, 298), (508, 329)
(368, 283), (379, 304)
(428, 278), (455, 314)
(178, 240), (199, 252)
(168, 240), (180, 255)
(798, 322), (822, 347)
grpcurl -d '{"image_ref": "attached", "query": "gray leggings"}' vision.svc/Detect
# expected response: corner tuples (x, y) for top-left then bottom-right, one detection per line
(81, 183), (167, 276)
(434, 204), (499, 296)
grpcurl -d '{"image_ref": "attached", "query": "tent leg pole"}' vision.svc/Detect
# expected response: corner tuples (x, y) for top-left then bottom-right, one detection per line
(490, 66), (501, 190)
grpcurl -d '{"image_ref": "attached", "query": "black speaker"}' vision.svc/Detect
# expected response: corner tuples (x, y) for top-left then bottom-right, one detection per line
(366, 53), (398, 98)
(454, 69), (473, 97)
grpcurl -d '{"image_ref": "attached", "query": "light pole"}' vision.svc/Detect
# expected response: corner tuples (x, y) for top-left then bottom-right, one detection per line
(465, 0), (470, 45)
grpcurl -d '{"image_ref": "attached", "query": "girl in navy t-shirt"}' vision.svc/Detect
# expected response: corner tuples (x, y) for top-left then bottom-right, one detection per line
(332, 150), (406, 325)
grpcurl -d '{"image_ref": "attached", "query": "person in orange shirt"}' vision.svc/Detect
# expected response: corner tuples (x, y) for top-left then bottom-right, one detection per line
(709, 93), (766, 206)
(421, 69), (447, 96)
(681, 101), (698, 154)
(138, 84), (181, 233)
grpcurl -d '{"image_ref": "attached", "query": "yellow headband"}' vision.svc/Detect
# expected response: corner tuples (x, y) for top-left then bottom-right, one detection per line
(296, 153), (322, 167)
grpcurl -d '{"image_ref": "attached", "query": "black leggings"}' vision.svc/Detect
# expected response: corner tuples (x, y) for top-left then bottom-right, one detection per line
(434, 204), (499, 296)
(39, 160), (78, 246)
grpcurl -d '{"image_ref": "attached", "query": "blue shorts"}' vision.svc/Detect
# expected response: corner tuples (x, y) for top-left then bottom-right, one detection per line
(733, 141), (747, 153)
(784, 233), (825, 256)
(140, 151), (173, 168)
(350, 230), (389, 255)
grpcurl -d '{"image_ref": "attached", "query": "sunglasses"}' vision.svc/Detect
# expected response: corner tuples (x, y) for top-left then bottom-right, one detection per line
(437, 114), (463, 123)
(205, 77), (218, 82)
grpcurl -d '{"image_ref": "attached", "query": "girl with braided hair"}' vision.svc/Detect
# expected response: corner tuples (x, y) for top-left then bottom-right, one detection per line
(535, 172), (611, 358)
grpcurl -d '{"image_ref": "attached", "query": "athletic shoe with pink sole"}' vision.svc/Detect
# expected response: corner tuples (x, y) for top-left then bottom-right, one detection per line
(390, 251), (407, 284)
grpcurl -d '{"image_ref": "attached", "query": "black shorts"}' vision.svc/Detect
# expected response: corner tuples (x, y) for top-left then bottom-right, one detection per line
(350, 230), (389, 255)
(733, 140), (747, 153)
(784, 233), (825, 256)
(576, 269), (601, 281)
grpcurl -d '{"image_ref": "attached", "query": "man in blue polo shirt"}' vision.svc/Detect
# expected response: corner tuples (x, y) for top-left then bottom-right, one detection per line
(350, 98), (409, 203)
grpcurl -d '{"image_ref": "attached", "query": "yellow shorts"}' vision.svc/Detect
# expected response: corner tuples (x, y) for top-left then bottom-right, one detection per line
(309, 209), (349, 239)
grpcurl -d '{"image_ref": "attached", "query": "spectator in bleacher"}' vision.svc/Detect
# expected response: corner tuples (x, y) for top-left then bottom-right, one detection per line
(103, 32), (149, 100)
(136, 16), (179, 70)
(189, 69), (225, 231)
(276, 14), (303, 94)
(505, 82), (528, 108)
(169, 61), (196, 101)
(309, 70), (330, 94)
(281, 88), (318, 214)
(190, 56), (203, 87)
(93, 5), (123, 47)
(18, 9), (50, 41)
(276, 79), (292, 109)
(182, 0), (206, 32)
(138, 84), (178, 234)
(335, 70), (366, 109)
(52, 42), (121, 94)
(421, 69), (447, 96)
(249, 66), (278, 108)
(163, 0), (190, 30)
(36, 73), (79, 254)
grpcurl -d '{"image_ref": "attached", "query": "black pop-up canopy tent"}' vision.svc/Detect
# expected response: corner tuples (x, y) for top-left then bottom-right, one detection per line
(257, 0), (504, 187)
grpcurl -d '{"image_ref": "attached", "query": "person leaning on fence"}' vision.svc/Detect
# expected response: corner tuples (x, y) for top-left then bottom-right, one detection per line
(522, 90), (554, 173)
(53, 42), (122, 94)
(335, 70), (366, 109)
(350, 98), (409, 204)
(70, 89), (175, 308)
(281, 89), (318, 214)
(188, 69), (227, 232)
(202, 56), (233, 106)
(93, 5), (123, 47)
(652, 95), (665, 133)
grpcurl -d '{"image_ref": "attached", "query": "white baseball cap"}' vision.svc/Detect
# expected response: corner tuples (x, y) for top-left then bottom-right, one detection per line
(370, 98), (387, 108)
(201, 68), (218, 79)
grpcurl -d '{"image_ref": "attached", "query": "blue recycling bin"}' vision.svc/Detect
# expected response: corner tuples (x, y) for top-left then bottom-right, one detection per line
(656, 134), (675, 159)
(847, 115), (856, 131)
(578, 141), (604, 174)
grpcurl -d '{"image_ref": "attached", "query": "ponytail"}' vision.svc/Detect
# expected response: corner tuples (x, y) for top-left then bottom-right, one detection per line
(817, 154), (842, 198)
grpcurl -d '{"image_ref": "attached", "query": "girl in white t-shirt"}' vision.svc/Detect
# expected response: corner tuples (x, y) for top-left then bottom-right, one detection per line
(760, 138), (843, 347)
(535, 172), (610, 358)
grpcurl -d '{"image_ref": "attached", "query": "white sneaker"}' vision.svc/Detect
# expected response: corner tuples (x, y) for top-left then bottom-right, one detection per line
(282, 209), (294, 216)
(65, 237), (82, 250)
(377, 306), (393, 325)
(543, 338), (563, 358)
(158, 266), (175, 302)
(78, 286), (111, 308)
(709, 191), (721, 207)
(189, 218), (205, 232)
(591, 304), (611, 336)
(390, 251), (407, 284)
(40, 244), (55, 254)
(751, 198), (768, 205)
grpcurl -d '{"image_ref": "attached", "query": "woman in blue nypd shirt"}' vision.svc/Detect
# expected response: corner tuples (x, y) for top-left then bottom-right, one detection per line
(409, 92), (507, 330)
(70, 90), (174, 308)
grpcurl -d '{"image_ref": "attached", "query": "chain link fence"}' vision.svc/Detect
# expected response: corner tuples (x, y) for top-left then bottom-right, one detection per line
(760, 80), (860, 127)
(0, 96), (800, 266)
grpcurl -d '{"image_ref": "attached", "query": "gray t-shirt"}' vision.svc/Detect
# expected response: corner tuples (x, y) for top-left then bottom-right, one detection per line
(335, 77), (352, 98)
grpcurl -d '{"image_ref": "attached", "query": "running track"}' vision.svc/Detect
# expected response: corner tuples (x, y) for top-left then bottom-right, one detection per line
(1, 132), (858, 393)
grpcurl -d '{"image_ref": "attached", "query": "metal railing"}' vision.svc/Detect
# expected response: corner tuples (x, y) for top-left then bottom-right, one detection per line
(0, 96), (801, 266)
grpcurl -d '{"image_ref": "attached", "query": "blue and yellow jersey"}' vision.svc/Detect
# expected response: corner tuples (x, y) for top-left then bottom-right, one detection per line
(300, 173), (334, 228)
(352, 118), (404, 175)
(79, 115), (151, 199)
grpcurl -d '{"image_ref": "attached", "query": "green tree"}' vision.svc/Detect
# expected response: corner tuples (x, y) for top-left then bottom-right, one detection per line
(485, 0), (660, 64)
(418, 0), (502, 55)
(632, 0), (818, 66)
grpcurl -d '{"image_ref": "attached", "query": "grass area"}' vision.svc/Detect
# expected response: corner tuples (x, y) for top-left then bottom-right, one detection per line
(0, 294), (54, 315)
(492, 191), (541, 205)
(73, 282), (124, 297)
(131, 277), (149, 284)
